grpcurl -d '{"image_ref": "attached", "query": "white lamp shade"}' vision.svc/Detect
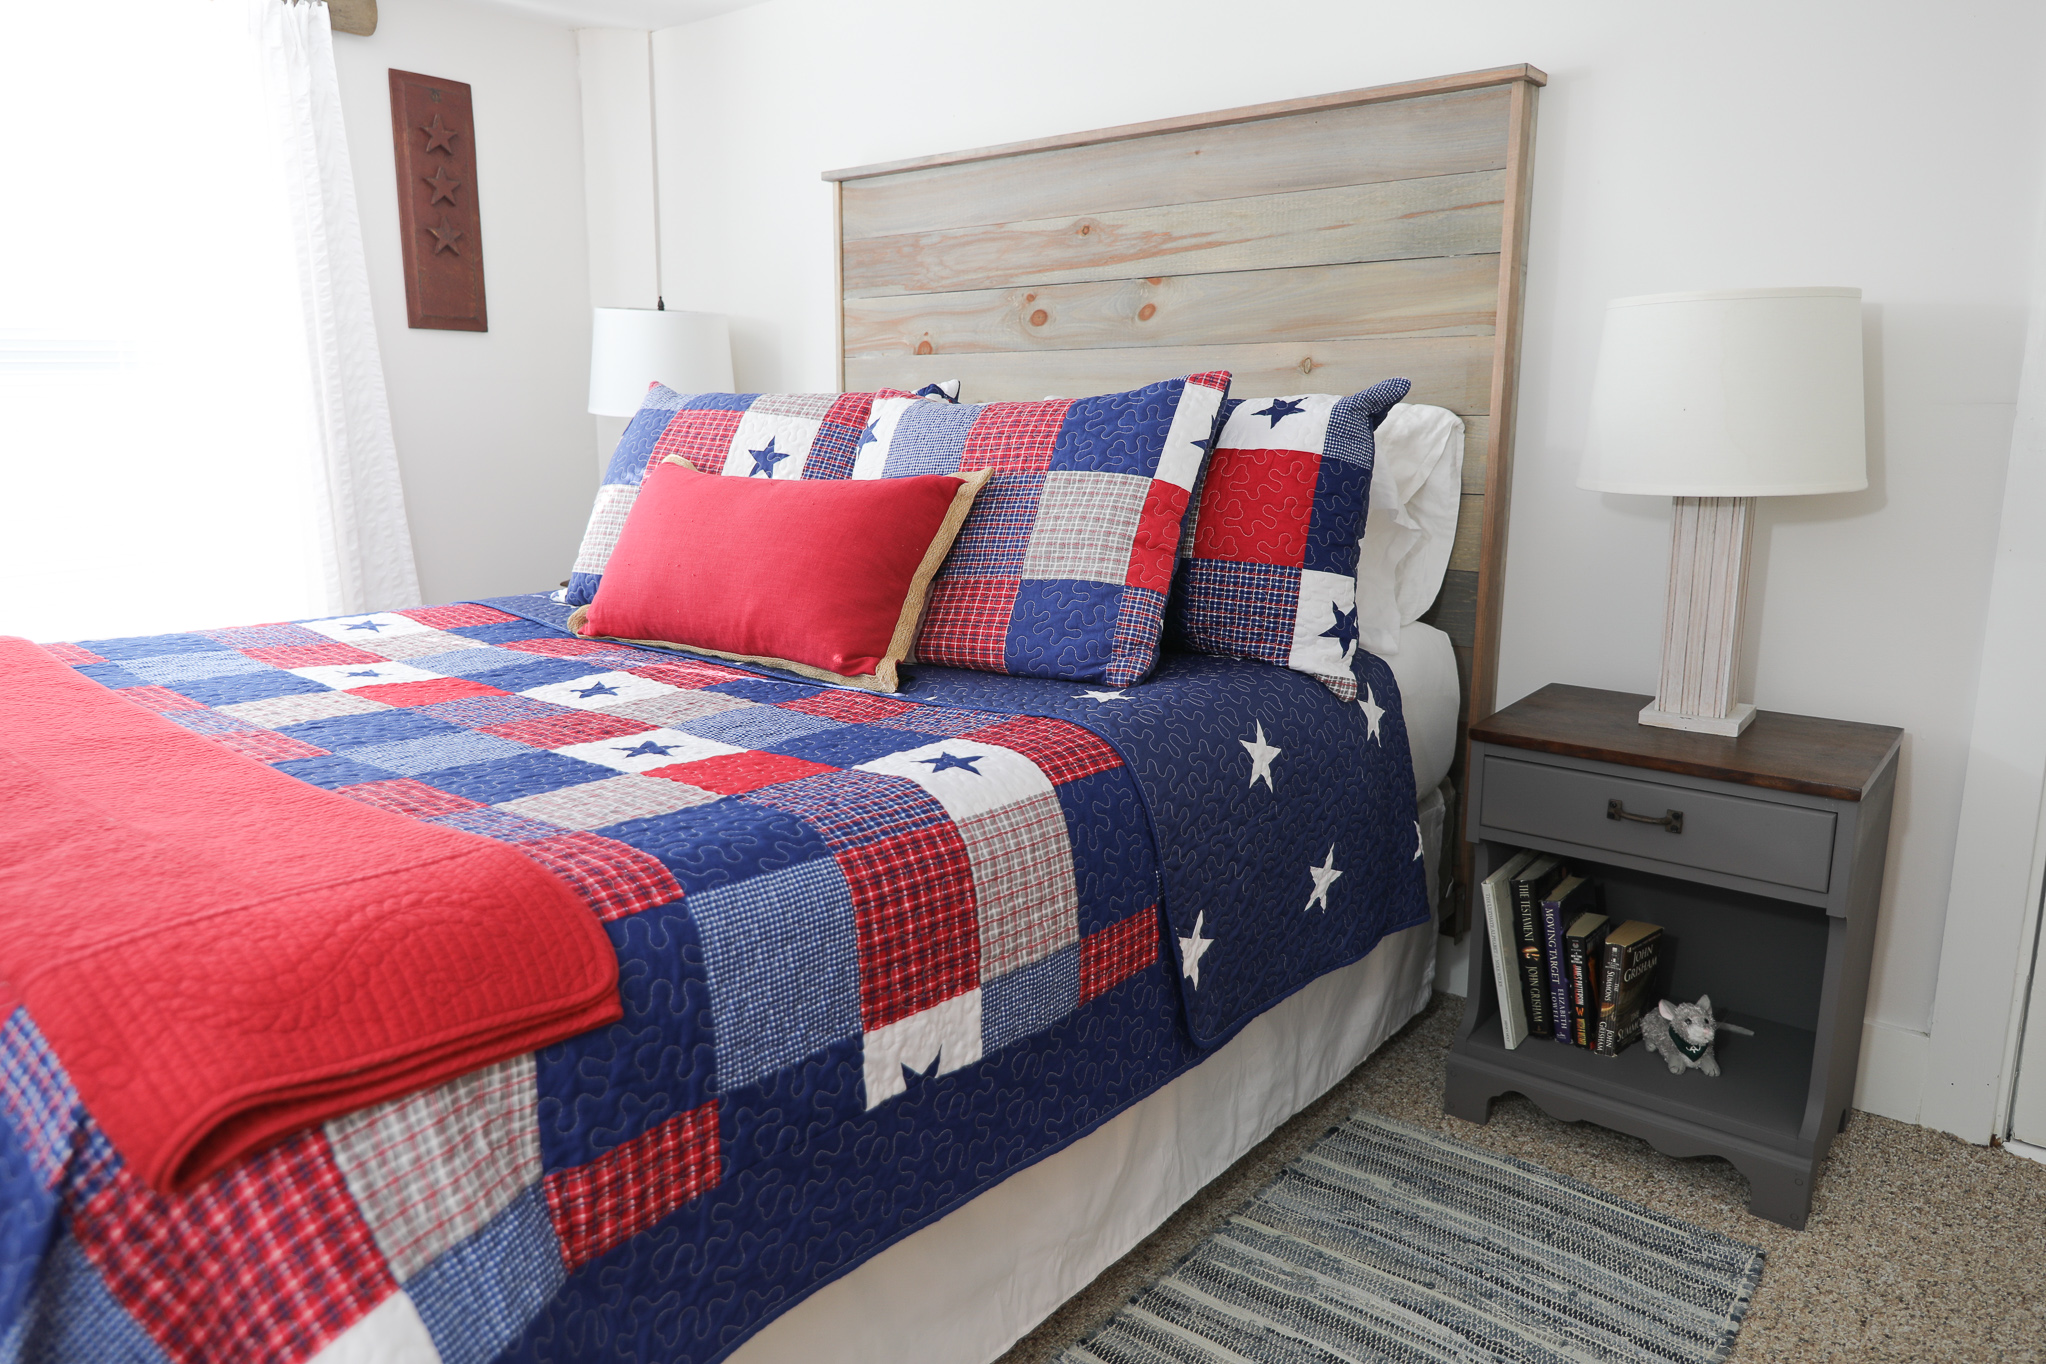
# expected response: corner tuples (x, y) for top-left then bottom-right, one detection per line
(588, 307), (733, 416)
(1577, 287), (1868, 497)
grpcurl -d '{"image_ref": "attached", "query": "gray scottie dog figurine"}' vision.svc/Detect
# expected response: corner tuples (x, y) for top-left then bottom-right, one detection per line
(1640, 995), (1754, 1076)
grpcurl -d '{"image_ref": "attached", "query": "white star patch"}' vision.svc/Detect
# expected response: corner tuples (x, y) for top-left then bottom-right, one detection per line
(1078, 689), (1129, 702)
(1178, 911), (1214, 989)
(1359, 685), (1385, 743)
(1306, 845), (1343, 911)
(1240, 721), (1281, 791)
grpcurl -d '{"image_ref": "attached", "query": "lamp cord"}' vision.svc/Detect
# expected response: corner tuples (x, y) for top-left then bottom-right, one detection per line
(647, 35), (663, 310)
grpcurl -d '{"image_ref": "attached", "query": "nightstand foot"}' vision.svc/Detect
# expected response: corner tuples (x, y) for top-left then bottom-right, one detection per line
(1442, 1063), (1496, 1125)
(1733, 1152), (1815, 1231)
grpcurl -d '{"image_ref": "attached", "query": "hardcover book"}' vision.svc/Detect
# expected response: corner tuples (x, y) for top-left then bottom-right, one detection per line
(1540, 875), (1595, 1046)
(1597, 919), (1664, 1055)
(1481, 850), (1537, 1049)
(1564, 910), (1611, 1048)
(1510, 856), (1565, 1038)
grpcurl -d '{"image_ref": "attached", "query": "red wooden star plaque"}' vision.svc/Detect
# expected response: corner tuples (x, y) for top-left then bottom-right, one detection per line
(389, 70), (486, 331)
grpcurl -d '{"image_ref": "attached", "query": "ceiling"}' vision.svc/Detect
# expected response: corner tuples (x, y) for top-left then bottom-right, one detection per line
(468, 0), (769, 28)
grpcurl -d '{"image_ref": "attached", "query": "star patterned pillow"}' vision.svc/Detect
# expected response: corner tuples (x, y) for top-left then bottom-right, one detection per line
(565, 383), (956, 608)
(852, 372), (1231, 687)
(1166, 378), (1410, 700)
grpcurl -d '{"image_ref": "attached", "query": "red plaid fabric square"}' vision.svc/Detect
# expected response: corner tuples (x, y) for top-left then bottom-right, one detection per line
(650, 409), (745, 474)
(397, 603), (521, 629)
(117, 684), (208, 714)
(37, 641), (105, 665)
(71, 1130), (395, 1364)
(500, 636), (623, 658)
(339, 777), (486, 819)
(1190, 446), (1319, 567)
(780, 690), (918, 724)
(840, 824), (979, 1029)
(1080, 906), (1158, 1003)
(916, 577), (1019, 673)
(962, 716), (1120, 784)
(518, 831), (682, 921)
(209, 727), (330, 764)
(240, 642), (385, 668)
(1126, 479), (1190, 593)
(481, 709), (655, 750)
(959, 401), (1069, 474)
(544, 1099), (719, 1270)
(629, 659), (748, 689)
(351, 677), (509, 707)
(803, 392), (881, 481)
(649, 751), (836, 795)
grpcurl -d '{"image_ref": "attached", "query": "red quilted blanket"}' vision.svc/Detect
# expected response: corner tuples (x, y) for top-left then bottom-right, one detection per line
(0, 637), (621, 1193)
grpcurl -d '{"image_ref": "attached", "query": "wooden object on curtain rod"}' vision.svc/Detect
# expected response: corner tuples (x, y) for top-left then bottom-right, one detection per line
(328, 0), (377, 36)
(823, 63), (1545, 938)
(389, 70), (487, 332)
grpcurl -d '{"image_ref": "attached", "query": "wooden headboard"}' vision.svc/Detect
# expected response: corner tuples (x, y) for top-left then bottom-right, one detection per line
(823, 64), (1544, 930)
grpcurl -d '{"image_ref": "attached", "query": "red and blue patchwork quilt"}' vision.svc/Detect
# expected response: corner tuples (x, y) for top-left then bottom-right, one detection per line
(0, 593), (1427, 1363)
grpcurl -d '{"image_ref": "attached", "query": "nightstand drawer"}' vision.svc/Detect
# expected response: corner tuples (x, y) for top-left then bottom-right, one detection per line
(1478, 754), (1836, 893)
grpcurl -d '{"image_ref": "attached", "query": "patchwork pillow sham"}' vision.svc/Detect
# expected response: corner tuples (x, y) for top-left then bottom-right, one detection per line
(566, 383), (954, 608)
(853, 372), (1231, 687)
(570, 457), (989, 691)
(1168, 378), (1411, 699)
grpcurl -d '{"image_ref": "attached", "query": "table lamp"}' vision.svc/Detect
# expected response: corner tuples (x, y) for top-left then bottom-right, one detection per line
(587, 306), (732, 417)
(1578, 287), (1867, 736)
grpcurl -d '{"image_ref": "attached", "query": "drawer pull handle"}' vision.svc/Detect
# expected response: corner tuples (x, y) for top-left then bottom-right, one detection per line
(1608, 799), (1683, 834)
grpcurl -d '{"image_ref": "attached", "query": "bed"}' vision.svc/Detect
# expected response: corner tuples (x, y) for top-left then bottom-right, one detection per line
(0, 64), (1540, 1364)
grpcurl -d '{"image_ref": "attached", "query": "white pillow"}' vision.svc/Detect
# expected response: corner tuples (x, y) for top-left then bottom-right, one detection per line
(1355, 403), (1465, 656)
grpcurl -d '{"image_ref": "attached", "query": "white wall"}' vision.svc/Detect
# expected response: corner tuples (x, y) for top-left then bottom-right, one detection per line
(332, 0), (593, 605)
(646, 0), (2046, 1119)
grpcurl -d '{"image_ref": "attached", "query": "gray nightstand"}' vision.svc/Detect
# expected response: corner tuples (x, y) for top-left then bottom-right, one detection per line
(1445, 684), (1902, 1229)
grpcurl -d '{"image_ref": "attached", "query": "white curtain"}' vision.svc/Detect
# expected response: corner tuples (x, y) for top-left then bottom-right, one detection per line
(0, 0), (418, 642)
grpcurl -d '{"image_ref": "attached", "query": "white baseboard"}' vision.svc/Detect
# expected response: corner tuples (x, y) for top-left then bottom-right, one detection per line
(1854, 1019), (1930, 1124)
(1435, 932), (1470, 998)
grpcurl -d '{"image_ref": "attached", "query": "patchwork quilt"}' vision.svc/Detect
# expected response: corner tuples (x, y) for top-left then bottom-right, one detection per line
(0, 594), (1427, 1364)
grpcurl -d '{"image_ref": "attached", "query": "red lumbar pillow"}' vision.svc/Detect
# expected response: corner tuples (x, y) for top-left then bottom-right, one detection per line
(568, 455), (990, 691)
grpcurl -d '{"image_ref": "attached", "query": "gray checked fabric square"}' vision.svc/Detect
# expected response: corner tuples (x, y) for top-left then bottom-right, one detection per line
(959, 790), (1080, 979)
(326, 1054), (541, 1280)
(347, 730), (531, 776)
(498, 773), (721, 830)
(748, 392), (837, 421)
(403, 647), (546, 679)
(676, 705), (842, 748)
(121, 651), (271, 685)
(217, 690), (387, 730)
(358, 629), (487, 662)
(1018, 469), (1150, 584)
(601, 691), (756, 727)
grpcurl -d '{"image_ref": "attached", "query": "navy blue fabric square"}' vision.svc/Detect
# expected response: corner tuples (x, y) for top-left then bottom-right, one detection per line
(536, 904), (713, 1168)
(73, 662), (145, 691)
(768, 725), (930, 768)
(1302, 453), (1371, 578)
(680, 391), (760, 412)
(703, 677), (822, 704)
(598, 800), (831, 897)
(881, 401), (975, 476)
(1004, 580), (1122, 680)
(278, 708), (459, 750)
(982, 944), (1080, 1053)
(167, 669), (331, 707)
(405, 647), (548, 679)
(73, 632), (218, 661)
(675, 706), (838, 749)
(427, 752), (612, 804)
(598, 395), (684, 487)
(407, 1187), (565, 1362)
(1049, 377), (1181, 476)
(271, 754), (398, 789)
(942, 473), (1041, 578)
(446, 621), (566, 646)
(1056, 766), (1154, 936)
(491, 659), (613, 693)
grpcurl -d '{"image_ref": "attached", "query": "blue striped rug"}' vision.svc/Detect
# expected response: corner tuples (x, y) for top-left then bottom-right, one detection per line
(1060, 1112), (1764, 1364)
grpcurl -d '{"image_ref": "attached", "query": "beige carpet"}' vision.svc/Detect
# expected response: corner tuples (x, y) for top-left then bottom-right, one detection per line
(998, 992), (2046, 1364)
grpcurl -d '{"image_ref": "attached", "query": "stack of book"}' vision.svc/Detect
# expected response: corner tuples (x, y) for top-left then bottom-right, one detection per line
(1479, 851), (1663, 1055)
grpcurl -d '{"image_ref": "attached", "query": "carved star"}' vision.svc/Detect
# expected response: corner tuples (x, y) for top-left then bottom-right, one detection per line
(1240, 721), (1280, 791)
(1358, 685), (1385, 744)
(422, 113), (461, 155)
(1306, 846), (1343, 912)
(1178, 911), (1214, 989)
(1254, 398), (1306, 427)
(423, 164), (462, 205)
(917, 751), (984, 774)
(426, 214), (464, 255)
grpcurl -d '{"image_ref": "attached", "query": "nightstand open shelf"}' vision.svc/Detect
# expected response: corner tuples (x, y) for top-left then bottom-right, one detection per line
(1444, 685), (1901, 1230)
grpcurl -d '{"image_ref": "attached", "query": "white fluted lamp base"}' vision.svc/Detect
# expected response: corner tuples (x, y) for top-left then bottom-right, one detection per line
(1638, 495), (1757, 737)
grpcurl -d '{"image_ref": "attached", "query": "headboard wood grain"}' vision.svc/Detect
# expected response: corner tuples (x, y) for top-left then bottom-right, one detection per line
(823, 64), (1544, 930)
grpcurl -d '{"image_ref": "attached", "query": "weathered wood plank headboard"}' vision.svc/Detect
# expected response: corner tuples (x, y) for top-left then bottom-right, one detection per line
(823, 64), (1544, 928)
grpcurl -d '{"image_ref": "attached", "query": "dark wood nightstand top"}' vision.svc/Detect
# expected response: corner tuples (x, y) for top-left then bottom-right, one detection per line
(1470, 684), (1903, 802)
